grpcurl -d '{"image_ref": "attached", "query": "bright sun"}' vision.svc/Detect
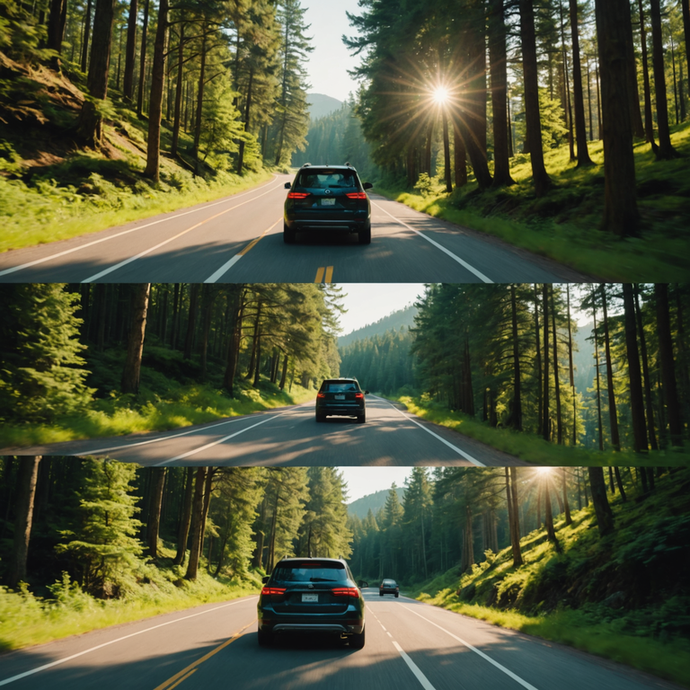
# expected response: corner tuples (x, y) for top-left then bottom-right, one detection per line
(432, 86), (450, 105)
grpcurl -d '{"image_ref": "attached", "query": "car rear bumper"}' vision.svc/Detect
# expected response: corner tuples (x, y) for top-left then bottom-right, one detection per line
(259, 618), (364, 635)
(316, 405), (364, 416)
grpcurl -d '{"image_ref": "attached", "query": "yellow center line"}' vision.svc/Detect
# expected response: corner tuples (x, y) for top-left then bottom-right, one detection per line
(314, 266), (334, 283)
(315, 267), (325, 283)
(238, 219), (281, 256)
(325, 266), (334, 283)
(153, 619), (255, 690)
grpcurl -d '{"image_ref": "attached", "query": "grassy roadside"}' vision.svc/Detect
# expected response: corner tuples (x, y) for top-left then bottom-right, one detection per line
(396, 395), (690, 466)
(403, 475), (690, 688)
(0, 546), (260, 652)
(0, 374), (316, 449)
(373, 123), (690, 282)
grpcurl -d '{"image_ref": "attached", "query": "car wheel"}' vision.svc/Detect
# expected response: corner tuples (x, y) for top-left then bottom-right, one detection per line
(395, 593), (399, 598)
(357, 413), (366, 424)
(283, 224), (296, 244)
(350, 628), (365, 649)
(258, 628), (273, 646)
(358, 224), (371, 245)
(379, 592), (383, 597)
(316, 413), (325, 423)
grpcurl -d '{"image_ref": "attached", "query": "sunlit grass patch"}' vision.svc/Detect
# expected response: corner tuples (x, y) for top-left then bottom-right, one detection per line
(397, 396), (690, 466)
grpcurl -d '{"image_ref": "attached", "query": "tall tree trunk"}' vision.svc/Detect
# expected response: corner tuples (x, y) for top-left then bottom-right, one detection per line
(520, 0), (551, 197)
(588, 467), (614, 536)
(183, 283), (200, 360)
(593, 299), (604, 451)
(534, 284), (543, 436)
(634, 285), (658, 450)
(567, 285), (577, 445)
(510, 285), (522, 430)
(136, 0), (149, 117)
(174, 467), (195, 565)
(551, 287), (563, 444)
(171, 24), (185, 157)
(146, 468), (166, 558)
(562, 468), (572, 525)
(638, 0), (657, 148)
(143, 0), (168, 181)
(6, 457), (41, 587)
(655, 284), (683, 445)
(569, 0), (593, 166)
(509, 467), (523, 566)
(236, 66), (254, 175)
(223, 288), (244, 396)
(452, 118), (467, 187)
(122, 0), (137, 102)
(625, 4), (645, 139)
(488, 0), (515, 186)
(185, 468), (208, 580)
(542, 284), (550, 441)
(649, 0), (677, 158)
(543, 479), (557, 544)
(441, 107), (452, 193)
(75, 0), (116, 147)
(595, 0), (640, 236)
(193, 25), (208, 173)
(80, 0), (93, 73)
(47, 0), (68, 67)
(623, 283), (648, 452)
(121, 284), (150, 394)
(683, 0), (690, 124)
(279, 354), (289, 390)
(601, 286), (620, 451)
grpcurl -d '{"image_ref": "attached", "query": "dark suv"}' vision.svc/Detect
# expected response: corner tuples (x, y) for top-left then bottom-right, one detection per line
(283, 164), (373, 245)
(257, 557), (365, 648)
(316, 378), (368, 423)
(379, 578), (399, 597)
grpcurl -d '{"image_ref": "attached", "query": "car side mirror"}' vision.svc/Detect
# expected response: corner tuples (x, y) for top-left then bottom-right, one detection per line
(284, 182), (292, 189)
(359, 580), (368, 588)
(262, 576), (270, 584)
(363, 182), (373, 190)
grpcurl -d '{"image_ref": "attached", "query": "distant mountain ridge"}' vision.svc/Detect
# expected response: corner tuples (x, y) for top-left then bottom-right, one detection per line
(307, 93), (344, 120)
(338, 304), (418, 349)
(347, 487), (405, 520)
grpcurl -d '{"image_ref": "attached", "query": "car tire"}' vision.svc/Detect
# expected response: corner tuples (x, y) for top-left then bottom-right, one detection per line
(316, 413), (325, 423)
(283, 224), (296, 244)
(395, 593), (399, 598)
(258, 628), (273, 646)
(350, 627), (365, 649)
(358, 224), (371, 245)
(357, 413), (366, 424)
(379, 592), (383, 597)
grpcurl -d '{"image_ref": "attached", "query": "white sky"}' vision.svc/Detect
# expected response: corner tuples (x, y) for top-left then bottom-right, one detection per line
(301, 0), (363, 101)
(338, 466), (413, 503)
(336, 284), (425, 336)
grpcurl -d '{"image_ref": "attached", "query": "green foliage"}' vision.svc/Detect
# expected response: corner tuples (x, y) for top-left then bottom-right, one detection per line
(56, 460), (143, 597)
(0, 284), (94, 423)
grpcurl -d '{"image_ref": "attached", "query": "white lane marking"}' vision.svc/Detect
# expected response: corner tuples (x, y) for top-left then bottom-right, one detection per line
(153, 403), (313, 465)
(204, 218), (281, 283)
(391, 641), (437, 690)
(371, 200), (493, 283)
(374, 397), (485, 467)
(403, 605), (541, 690)
(77, 416), (252, 455)
(387, 631), (393, 638)
(0, 178), (283, 278)
(0, 597), (257, 687)
(83, 183), (284, 282)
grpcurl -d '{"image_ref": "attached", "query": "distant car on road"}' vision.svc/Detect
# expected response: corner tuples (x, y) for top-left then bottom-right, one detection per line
(283, 164), (373, 245)
(379, 578), (399, 598)
(316, 378), (368, 423)
(257, 557), (366, 648)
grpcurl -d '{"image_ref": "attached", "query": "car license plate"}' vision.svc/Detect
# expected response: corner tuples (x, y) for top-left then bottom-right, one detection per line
(302, 593), (318, 602)
(335, 394), (345, 400)
(321, 198), (336, 206)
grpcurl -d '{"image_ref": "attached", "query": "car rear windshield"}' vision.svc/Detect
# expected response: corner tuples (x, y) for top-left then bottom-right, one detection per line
(296, 170), (359, 189)
(272, 561), (348, 583)
(383, 580), (396, 586)
(321, 381), (360, 393)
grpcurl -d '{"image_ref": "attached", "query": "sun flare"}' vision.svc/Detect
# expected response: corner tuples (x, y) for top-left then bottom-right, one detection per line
(431, 86), (450, 105)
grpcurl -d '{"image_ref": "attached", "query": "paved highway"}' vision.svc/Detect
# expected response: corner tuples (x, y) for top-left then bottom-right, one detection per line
(0, 175), (587, 283)
(0, 591), (678, 690)
(0, 397), (524, 466)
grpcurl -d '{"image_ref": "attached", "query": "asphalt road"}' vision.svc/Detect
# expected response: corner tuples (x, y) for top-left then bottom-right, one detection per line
(0, 175), (587, 283)
(0, 397), (524, 466)
(0, 591), (679, 690)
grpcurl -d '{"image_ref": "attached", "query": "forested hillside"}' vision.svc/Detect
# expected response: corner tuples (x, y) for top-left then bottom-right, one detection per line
(0, 0), (313, 249)
(347, 485), (404, 520)
(0, 283), (342, 446)
(348, 466), (690, 683)
(337, 304), (418, 347)
(343, 0), (690, 277)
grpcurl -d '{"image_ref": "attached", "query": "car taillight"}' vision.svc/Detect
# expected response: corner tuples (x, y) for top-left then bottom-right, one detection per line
(317, 392), (326, 399)
(355, 392), (364, 399)
(345, 192), (367, 199)
(261, 587), (286, 596)
(287, 192), (310, 199)
(332, 587), (360, 598)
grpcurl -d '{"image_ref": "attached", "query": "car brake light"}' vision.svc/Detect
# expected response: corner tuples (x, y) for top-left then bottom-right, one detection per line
(345, 192), (367, 199)
(287, 192), (310, 199)
(332, 587), (360, 598)
(355, 392), (364, 399)
(261, 587), (286, 596)
(317, 392), (326, 399)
